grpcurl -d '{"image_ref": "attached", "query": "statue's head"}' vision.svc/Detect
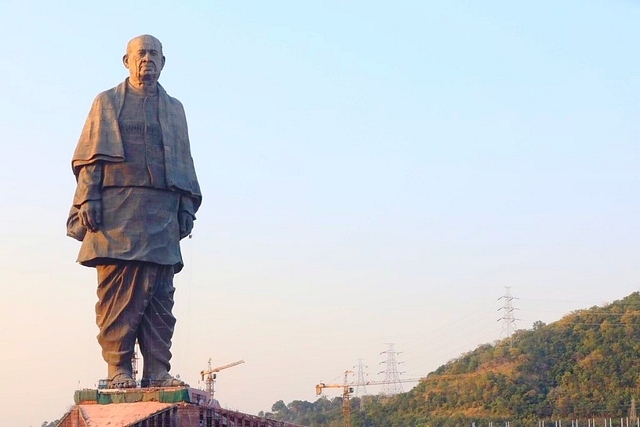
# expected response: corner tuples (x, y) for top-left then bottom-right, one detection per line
(123, 35), (165, 86)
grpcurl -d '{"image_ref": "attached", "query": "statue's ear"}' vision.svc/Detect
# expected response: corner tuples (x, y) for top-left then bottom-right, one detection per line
(161, 55), (166, 70)
(123, 54), (130, 69)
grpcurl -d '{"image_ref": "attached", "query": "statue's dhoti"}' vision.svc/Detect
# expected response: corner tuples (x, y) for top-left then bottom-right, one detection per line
(95, 261), (176, 375)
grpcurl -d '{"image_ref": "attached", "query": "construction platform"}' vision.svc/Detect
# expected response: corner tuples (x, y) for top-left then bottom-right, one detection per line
(57, 387), (305, 427)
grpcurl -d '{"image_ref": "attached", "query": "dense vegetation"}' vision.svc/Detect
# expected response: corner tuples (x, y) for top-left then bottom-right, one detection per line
(263, 293), (640, 426)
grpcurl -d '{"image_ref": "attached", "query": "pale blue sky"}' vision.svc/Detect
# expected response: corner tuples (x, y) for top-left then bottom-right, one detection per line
(1, 1), (639, 426)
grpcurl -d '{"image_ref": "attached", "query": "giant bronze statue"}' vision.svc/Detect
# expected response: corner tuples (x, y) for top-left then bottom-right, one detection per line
(67, 35), (202, 388)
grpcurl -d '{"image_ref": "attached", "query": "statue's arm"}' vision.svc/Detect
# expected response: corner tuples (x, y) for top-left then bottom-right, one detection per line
(170, 97), (199, 239)
(74, 163), (103, 232)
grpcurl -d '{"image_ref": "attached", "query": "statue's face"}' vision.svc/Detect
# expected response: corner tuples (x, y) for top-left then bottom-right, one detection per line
(123, 36), (165, 85)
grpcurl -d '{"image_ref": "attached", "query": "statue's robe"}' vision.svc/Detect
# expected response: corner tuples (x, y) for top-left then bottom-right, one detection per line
(68, 79), (202, 375)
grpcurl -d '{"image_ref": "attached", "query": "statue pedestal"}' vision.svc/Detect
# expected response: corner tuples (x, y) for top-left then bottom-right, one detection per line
(73, 385), (209, 406)
(58, 386), (209, 427)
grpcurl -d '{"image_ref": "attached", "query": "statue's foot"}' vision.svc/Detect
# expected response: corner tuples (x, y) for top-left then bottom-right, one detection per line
(141, 373), (188, 388)
(107, 363), (136, 389)
(108, 373), (137, 389)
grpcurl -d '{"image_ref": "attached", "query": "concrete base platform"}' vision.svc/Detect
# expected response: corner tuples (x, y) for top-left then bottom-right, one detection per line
(62, 401), (176, 427)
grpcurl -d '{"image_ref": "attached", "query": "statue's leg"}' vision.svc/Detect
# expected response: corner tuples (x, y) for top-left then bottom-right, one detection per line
(138, 263), (187, 387)
(96, 261), (147, 388)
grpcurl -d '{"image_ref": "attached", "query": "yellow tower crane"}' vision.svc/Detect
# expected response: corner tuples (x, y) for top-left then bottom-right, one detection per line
(315, 371), (423, 427)
(315, 370), (354, 427)
(200, 359), (245, 404)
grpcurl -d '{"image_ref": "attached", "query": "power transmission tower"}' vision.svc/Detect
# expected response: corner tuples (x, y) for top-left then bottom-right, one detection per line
(498, 286), (519, 347)
(354, 359), (368, 397)
(379, 343), (404, 395)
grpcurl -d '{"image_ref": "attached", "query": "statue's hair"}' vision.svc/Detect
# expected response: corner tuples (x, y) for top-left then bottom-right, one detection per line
(126, 35), (163, 54)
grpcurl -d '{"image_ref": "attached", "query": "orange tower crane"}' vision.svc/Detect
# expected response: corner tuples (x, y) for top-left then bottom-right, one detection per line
(315, 370), (354, 427)
(200, 359), (245, 404)
(316, 371), (423, 427)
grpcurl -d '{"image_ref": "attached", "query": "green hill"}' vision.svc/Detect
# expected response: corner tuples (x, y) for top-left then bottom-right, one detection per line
(265, 292), (640, 426)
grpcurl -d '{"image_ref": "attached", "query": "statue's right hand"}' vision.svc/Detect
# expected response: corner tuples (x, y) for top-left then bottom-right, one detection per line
(79, 200), (102, 232)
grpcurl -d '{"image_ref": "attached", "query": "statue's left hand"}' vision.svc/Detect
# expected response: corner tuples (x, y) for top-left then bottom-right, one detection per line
(79, 199), (102, 232)
(179, 211), (194, 239)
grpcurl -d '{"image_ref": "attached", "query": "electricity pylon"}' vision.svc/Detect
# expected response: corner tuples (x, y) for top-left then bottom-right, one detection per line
(354, 359), (368, 397)
(379, 343), (404, 395)
(498, 286), (518, 347)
